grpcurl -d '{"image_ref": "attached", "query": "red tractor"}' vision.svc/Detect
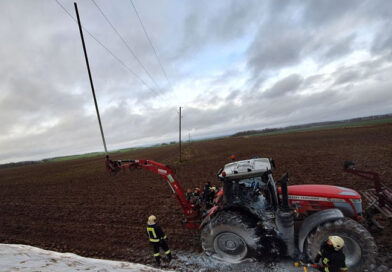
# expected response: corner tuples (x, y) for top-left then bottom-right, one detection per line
(105, 156), (377, 271)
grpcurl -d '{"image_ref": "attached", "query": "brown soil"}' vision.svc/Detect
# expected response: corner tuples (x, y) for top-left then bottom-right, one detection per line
(0, 124), (391, 268)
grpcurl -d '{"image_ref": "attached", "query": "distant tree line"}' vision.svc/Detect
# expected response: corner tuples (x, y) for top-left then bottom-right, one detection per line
(0, 160), (43, 170)
(231, 113), (392, 137)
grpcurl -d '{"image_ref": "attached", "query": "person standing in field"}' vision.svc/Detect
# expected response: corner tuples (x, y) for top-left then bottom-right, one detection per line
(146, 215), (172, 266)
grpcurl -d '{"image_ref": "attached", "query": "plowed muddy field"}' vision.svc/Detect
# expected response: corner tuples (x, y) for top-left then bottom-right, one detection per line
(1, 124), (391, 270)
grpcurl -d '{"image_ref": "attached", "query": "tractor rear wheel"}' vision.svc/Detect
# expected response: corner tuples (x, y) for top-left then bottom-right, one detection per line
(200, 210), (258, 263)
(305, 218), (377, 272)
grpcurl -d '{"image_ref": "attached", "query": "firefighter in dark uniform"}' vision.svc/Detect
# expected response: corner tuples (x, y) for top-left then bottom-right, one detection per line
(146, 215), (172, 266)
(314, 236), (348, 272)
(202, 182), (213, 209)
(202, 182), (212, 201)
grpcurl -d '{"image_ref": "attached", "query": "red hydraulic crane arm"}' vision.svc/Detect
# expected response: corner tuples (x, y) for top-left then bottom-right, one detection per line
(105, 156), (200, 228)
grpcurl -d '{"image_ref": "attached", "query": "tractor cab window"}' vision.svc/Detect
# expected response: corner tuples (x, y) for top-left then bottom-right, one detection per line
(222, 175), (273, 212)
(238, 176), (266, 189)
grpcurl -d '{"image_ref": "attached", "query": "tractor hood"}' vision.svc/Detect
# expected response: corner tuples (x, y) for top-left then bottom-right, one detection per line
(278, 185), (362, 219)
(284, 184), (361, 200)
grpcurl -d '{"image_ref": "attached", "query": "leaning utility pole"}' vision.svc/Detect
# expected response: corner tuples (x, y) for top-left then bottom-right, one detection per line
(74, 2), (108, 155)
(179, 106), (182, 162)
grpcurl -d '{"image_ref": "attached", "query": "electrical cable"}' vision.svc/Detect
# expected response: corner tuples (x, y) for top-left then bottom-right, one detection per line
(54, 0), (158, 95)
(91, 0), (162, 94)
(129, 0), (173, 90)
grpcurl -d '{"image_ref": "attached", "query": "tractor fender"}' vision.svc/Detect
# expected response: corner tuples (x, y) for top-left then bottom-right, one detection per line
(200, 206), (219, 229)
(200, 205), (256, 229)
(298, 208), (344, 252)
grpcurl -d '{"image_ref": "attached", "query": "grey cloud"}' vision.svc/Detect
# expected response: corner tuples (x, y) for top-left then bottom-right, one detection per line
(362, 0), (392, 20)
(371, 22), (392, 56)
(334, 70), (362, 86)
(211, 68), (242, 86)
(247, 26), (308, 73)
(302, 74), (326, 88)
(0, 79), (88, 134)
(245, 0), (389, 79)
(263, 74), (303, 98)
(322, 34), (356, 60)
(0, 109), (101, 162)
(224, 89), (241, 103)
(332, 57), (392, 87)
(176, 0), (262, 58)
(302, 0), (359, 26)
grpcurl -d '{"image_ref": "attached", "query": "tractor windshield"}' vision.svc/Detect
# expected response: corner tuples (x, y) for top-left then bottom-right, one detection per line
(222, 174), (275, 216)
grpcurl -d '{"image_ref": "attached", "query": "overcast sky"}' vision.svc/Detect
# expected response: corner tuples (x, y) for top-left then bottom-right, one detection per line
(0, 0), (391, 164)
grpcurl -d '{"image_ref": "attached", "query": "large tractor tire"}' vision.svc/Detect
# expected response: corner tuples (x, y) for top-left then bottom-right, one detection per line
(305, 218), (377, 272)
(200, 210), (258, 263)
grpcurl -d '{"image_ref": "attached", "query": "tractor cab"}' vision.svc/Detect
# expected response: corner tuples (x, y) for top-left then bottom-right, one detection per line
(217, 158), (279, 218)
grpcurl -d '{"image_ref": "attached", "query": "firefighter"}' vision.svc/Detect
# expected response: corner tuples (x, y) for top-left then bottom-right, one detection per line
(185, 188), (193, 202)
(191, 187), (202, 207)
(207, 186), (218, 208)
(202, 181), (212, 203)
(146, 215), (172, 266)
(314, 236), (348, 272)
(202, 182), (215, 209)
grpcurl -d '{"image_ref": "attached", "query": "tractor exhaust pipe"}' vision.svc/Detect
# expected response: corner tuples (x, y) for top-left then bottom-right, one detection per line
(280, 173), (290, 211)
(276, 173), (295, 258)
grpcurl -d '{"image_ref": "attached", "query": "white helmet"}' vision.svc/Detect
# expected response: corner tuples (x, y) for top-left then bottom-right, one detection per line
(148, 215), (156, 225)
(329, 236), (344, 251)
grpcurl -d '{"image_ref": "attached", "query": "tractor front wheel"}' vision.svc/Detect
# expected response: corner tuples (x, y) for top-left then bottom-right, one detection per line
(305, 217), (377, 272)
(200, 210), (258, 263)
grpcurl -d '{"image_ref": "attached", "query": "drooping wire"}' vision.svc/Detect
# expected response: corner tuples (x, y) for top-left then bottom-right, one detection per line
(54, 0), (158, 96)
(91, 0), (162, 94)
(129, 0), (173, 90)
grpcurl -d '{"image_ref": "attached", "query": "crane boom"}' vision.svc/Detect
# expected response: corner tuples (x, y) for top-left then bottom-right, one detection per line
(105, 156), (201, 228)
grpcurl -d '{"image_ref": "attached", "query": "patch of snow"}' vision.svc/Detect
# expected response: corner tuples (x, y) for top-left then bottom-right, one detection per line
(0, 244), (173, 272)
(0, 244), (318, 272)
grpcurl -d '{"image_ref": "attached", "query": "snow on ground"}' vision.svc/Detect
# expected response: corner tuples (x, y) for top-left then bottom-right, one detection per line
(0, 244), (172, 272)
(0, 244), (317, 272)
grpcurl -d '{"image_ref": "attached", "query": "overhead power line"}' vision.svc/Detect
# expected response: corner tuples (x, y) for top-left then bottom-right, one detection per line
(54, 0), (158, 95)
(129, 0), (173, 89)
(91, 0), (162, 93)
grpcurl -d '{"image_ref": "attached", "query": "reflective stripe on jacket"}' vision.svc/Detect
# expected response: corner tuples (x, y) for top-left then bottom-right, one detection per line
(146, 223), (167, 243)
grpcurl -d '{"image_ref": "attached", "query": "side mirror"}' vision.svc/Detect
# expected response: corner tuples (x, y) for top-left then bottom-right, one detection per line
(269, 158), (276, 169)
(344, 161), (355, 170)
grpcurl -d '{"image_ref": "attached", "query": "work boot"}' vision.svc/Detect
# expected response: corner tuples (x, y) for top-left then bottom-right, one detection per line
(166, 253), (172, 263)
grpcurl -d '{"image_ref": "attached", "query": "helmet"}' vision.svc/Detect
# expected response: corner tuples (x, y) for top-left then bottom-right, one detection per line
(329, 236), (344, 250)
(147, 215), (156, 225)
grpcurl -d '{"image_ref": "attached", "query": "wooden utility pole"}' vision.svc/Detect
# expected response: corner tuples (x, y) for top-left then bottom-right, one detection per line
(179, 107), (182, 162)
(74, 2), (108, 155)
